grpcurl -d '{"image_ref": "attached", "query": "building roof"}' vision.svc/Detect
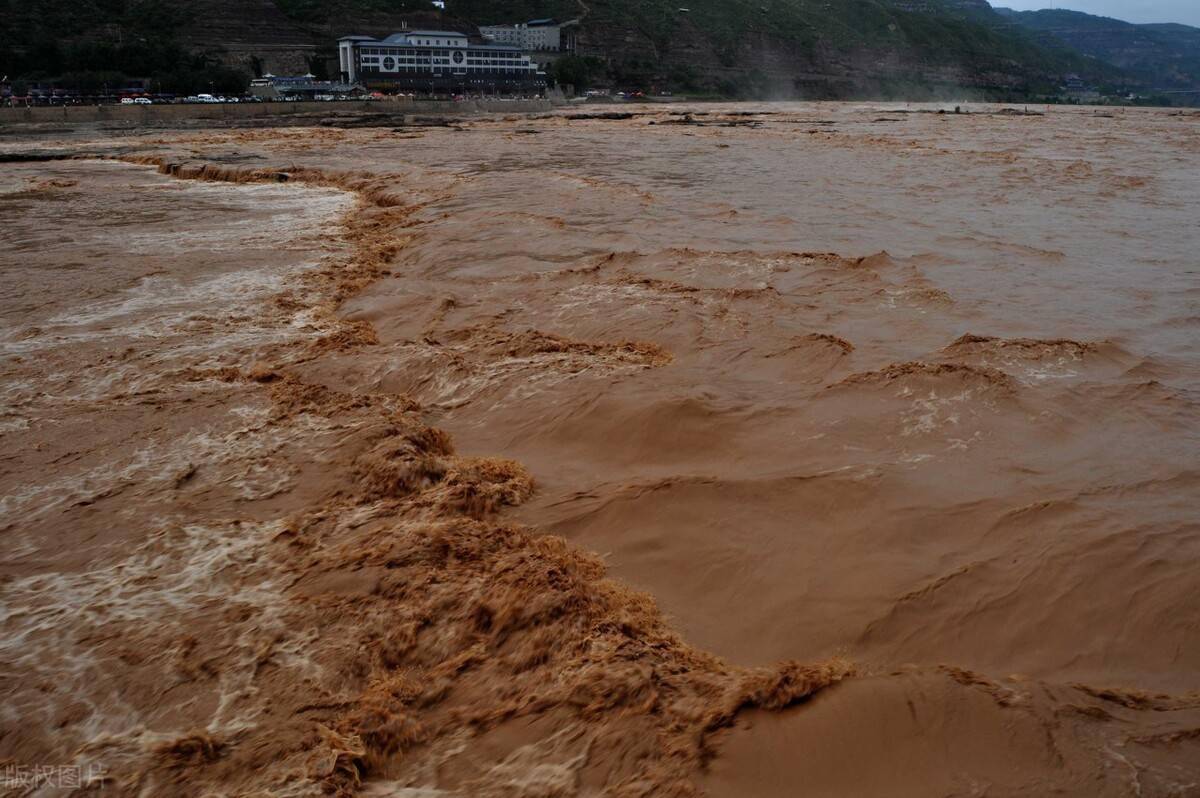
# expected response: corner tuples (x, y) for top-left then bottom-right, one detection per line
(341, 33), (524, 51)
(393, 30), (467, 38)
(344, 31), (471, 43)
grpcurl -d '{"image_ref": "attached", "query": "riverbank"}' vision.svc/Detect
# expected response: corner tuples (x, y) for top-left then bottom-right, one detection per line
(0, 98), (562, 131)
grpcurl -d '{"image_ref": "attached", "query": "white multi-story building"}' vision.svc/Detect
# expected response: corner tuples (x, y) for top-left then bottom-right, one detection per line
(338, 30), (545, 93)
(478, 18), (577, 53)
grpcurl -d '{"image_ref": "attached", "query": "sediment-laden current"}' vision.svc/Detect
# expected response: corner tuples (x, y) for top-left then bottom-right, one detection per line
(1, 103), (1198, 796)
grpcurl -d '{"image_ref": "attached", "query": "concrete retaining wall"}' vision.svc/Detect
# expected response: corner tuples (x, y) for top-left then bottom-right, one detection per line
(0, 98), (558, 128)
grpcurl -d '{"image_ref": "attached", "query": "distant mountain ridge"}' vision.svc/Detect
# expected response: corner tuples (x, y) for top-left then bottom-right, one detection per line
(993, 7), (1200, 92)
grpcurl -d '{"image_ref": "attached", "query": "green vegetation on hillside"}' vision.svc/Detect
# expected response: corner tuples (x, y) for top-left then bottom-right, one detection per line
(1, 0), (247, 94)
(273, 0), (434, 24)
(446, 0), (579, 25)
(545, 55), (606, 90)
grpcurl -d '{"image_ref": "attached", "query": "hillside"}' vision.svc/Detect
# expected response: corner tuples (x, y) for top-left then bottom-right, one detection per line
(0, 0), (444, 93)
(993, 8), (1200, 93)
(0, 0), (1144, 99)
(451, 0), (1116, 97)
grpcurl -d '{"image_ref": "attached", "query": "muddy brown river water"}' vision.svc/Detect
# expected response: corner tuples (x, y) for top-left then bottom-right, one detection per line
(1, 103), (1198, 796)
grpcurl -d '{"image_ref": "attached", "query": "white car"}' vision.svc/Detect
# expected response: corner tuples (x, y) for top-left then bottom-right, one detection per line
(134, 97), (152, 105)
(120, 97), (135, 105)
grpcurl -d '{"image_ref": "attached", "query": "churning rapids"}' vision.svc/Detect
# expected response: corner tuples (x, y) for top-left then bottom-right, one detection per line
(1, 103), (1198, 797)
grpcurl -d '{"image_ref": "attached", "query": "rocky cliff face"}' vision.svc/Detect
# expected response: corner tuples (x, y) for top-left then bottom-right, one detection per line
(179, 3), (466, 77)
(561, 0), (1087, 98)
(177, 0), (321, 75)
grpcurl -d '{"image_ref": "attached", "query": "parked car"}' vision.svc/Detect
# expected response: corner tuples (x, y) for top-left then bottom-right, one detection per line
(120, 97), (135, 105)
(134, 97), (152, 105)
